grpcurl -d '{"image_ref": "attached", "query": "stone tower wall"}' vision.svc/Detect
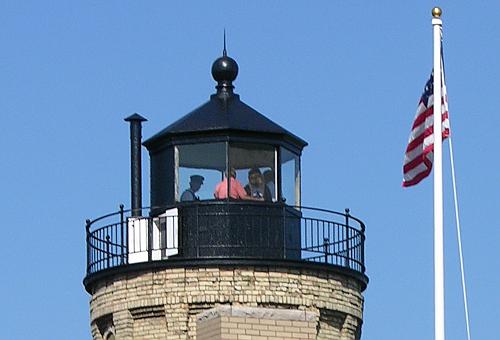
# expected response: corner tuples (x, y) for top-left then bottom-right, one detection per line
(88, 265), (364, 340)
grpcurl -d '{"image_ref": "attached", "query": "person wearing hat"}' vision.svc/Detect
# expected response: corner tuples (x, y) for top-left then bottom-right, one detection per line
(181, 175), (204, 201)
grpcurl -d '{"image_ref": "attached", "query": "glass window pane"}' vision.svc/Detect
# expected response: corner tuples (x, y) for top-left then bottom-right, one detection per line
(281, 147), (300, 206)
(176, 143), (226, 201)
(227, 143), (276, 202)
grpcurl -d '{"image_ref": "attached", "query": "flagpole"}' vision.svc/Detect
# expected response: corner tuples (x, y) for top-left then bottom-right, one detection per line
(432, 7), (445, 340)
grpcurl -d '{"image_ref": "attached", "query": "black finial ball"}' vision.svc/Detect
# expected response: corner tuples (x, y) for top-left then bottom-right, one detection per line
(211, 55), (239, 83)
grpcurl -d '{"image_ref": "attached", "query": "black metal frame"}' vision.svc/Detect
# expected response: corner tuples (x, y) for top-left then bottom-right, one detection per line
(85, 202), (366, 287)
(149, 137), (303, 209)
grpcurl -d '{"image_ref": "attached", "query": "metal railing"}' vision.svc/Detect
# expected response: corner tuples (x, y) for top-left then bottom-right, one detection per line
(85, 202), (365, 276)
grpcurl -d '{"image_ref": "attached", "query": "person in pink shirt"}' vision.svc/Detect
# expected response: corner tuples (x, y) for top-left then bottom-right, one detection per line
(214, 168), (261, 200)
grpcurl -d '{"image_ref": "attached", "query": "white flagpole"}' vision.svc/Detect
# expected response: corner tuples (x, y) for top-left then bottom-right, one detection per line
(432, 7), (445, 340)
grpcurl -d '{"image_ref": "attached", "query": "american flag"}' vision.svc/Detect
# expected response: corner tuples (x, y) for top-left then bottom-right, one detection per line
(403, 71), (450, 187)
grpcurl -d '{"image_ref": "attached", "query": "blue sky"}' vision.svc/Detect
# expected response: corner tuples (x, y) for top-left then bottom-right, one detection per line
(1, 1), (498, 339)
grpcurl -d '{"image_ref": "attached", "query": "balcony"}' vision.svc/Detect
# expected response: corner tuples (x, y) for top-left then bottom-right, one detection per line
(84, 201), (367, 289)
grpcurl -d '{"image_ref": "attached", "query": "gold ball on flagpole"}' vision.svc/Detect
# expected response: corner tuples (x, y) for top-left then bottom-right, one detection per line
(432, 7), (442, 18)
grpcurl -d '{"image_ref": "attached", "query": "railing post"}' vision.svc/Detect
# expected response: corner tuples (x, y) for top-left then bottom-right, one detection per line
(344, 208), (351, 269)
(195, 205), (199, 258)
(361, 221), (366, 273)
(86, 219), (91, 274)
(323, 238), (329, 263)
(106, 234), (111, 269)
(147, 217), (152, 262)
(282, 205), (287, 259)
(119, 204), (125, 264)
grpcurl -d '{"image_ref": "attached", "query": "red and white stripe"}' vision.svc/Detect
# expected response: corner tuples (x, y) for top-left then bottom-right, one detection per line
(403, 80), (450, 187)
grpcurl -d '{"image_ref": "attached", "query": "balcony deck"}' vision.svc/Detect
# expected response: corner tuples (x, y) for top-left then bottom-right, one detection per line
(84, 201), (367, 291)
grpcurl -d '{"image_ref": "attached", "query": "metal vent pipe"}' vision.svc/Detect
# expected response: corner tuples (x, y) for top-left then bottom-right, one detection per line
(124, 113), (147, 217)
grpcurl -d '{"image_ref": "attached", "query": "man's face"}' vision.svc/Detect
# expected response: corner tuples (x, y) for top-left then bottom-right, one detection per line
(249, 173), (262, 186)
(191, 180), (203, 192)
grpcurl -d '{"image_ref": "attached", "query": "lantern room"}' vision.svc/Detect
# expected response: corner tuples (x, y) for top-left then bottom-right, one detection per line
(143, 50), (307, 209)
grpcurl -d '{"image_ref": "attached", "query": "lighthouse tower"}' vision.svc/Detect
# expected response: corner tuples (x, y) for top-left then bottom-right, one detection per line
(83, 50), (368, 340)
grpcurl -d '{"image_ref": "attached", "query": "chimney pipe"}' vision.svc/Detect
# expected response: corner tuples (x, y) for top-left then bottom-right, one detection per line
(124, 113), (147, 217)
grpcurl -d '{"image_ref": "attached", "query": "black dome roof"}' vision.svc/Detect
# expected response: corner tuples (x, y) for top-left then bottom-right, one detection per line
(143, 53), (307, 151)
